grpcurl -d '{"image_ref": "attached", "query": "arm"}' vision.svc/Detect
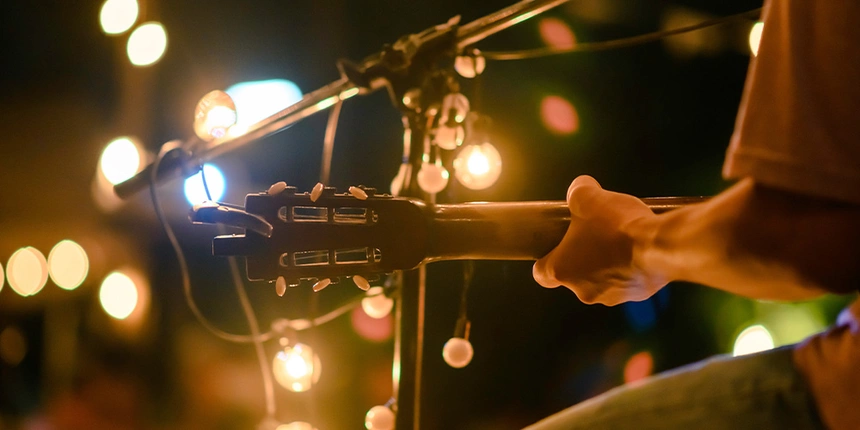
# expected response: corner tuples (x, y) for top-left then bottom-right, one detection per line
(533, 175), (860, 305)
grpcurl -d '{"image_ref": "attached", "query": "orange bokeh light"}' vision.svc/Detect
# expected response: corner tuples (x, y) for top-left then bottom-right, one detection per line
(623, 351), (654, 384)
(351, 306), (393, 343)
(540, 95), (579, 135)
(539, 17), (576, 49)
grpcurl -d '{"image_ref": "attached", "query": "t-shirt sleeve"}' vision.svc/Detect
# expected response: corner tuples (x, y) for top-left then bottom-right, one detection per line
(723, 0), (860, 205)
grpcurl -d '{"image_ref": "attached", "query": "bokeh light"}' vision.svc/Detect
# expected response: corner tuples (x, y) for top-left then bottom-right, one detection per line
(365, 405), (395, 430)
(361, 287), (394, 319)
(732, 324), (774, 356)
(194, 90), (238, 141)
(225, 80), (303, 132)
(540, 95), (579, 135)
(0, 326), (27, 367)
(453, 143), (502, 190)
(99, 271), (139, 320)
(183, 164), (226, 205)
(127, 22), (167, 66)
(277, 423), (317, 430)
(351, 306), (393, 343)
(538, 17), (576, 49)
(623, 351), (654, 384)
(7, 247), (49, 297)
(48, 240), (89, 290)
(99, 0), (139, 35)
(749, 22), (764, 56)
(272, 343), (321, 392)
(100, 137), (142, 186)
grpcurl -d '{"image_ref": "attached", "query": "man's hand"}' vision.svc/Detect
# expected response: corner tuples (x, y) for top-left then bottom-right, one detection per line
(533, 176), (669, 305)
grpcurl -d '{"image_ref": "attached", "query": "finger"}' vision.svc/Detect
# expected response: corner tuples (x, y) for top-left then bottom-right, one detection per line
(532, 256), (561, 289)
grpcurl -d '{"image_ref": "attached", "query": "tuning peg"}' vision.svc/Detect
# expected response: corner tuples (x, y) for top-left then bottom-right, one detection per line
(349, 186), (368, 200)
(276, 276), (287, 296)
(312, 278), (332, 292)
(268, 181), (288, 195)
(310, 182), (324, 202)
(353, 275), (371, 291)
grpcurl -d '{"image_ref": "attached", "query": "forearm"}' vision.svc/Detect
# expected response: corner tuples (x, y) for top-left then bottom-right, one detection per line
(631, 178), (860, 300)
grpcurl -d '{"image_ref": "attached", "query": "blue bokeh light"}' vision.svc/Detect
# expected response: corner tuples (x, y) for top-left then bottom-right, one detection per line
(184, 164), (225, 205)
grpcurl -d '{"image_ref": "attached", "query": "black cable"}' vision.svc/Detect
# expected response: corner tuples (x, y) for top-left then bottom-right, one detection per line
(481, 8), (762, 61)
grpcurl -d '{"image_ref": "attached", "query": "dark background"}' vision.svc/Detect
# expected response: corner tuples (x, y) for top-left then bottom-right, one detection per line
(0, 1), (847, 429)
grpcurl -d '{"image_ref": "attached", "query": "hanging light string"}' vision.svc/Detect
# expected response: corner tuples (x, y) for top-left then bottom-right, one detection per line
(480, 7), (762, 61)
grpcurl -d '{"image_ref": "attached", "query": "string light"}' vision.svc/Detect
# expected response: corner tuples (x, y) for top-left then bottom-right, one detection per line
(433, 124), (465, 150)
(6, 247), (49, 297)
(100, 137), (143, 185)
(47, 240), (89, 291)
(749, 22), (764, 56)
(440, 93), (470, 126)
(733, 324), (774, 356)
(442, 337), (474, 368)
(99, 0), (139, 35)
(99, 271), (139, 320)
(194, 90), (238, 141)
(276, 422), (317, 430)
(127, 22), (168, 67)
(364, 405), (395, 430)
(454, 52), (486, 79)
(540, 95), (579, 135)
(272, 342), (321, 392)
(453, 142), (502, 190)
(538, 17), (576, 49)
(362, 287), (394, 319)
(417, 161), (449, 194)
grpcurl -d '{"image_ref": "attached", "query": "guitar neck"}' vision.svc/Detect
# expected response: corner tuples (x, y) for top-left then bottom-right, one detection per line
(426, 197), (704, 262)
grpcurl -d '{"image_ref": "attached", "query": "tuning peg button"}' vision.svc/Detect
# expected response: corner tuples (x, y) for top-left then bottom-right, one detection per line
(268, 181), (288, 195)
(349, 186), (368, 200)
(353, 275), (371, 291)
(312, 278), (332, 292)
(276, 276), (287, 296)
(310, 182), (325, 202)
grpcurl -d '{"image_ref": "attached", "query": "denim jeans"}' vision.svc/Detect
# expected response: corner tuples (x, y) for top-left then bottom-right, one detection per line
(525, 346), (824, 430)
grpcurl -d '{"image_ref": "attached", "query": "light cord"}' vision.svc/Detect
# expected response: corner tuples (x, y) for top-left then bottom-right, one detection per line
(481, 8), (762, 61)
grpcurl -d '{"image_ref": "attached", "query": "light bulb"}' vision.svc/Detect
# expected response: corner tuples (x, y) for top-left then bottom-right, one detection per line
(440, 93), (470, 126)
(454, 53), (486, 78)
(7, 247), (49, 297)
(442, 337), (474, 368)
(183, 164), (226, 205)
(126, 22), (167, 67)
(749, 22), (764, 56)
(194, 90), (238, 141)
(48, 240), (89, 291)
(272, 342), (321, 392)
(365, 405), (395, 430)
(100, 0), (139, 35)
(277, 422), (317, 430)
(362, 287), (394, 319)
(100, 137), (143, 185)
(99, 271), (139, 320)
(433, 124), (465, 150)
(733, 324), (774, 356)
(417, 162), (449, 194)
(453, 143), (502, 190)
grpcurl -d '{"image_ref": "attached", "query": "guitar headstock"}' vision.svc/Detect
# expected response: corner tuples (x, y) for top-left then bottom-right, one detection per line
(212, 185), (431, 287)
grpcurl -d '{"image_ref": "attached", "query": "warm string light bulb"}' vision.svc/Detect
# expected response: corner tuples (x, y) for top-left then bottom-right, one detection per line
(364, 405), (395, 430)
(417, 161), (449, 194)
(433, 124), (465, 150)
(440, 93), (470, 126)
(194, 90), (238, 141)
(272, 341), (321, 392)
(454, 142), (502, 190)
(362, 287), (394, 319)
(443, 337), (474, 368)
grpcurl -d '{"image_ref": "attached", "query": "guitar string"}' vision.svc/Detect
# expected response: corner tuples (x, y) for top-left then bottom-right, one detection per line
(479, 7), (762, 61)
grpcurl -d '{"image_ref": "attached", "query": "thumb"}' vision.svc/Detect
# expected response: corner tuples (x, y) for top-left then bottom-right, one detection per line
(568, 175), (603, 217)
